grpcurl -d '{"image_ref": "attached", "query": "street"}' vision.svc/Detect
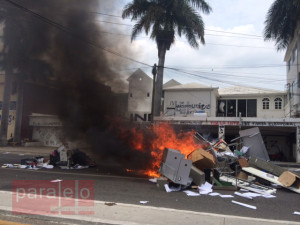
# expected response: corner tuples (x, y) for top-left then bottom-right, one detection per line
(0, 152), (300, 224)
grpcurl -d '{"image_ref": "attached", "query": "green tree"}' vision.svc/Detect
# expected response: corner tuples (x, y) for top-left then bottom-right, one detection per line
(264, 0), (300, 50)
(122, 0), (212, 116)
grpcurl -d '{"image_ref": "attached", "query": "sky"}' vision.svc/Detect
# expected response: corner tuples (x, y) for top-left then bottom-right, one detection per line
(98, 0), (287, 91)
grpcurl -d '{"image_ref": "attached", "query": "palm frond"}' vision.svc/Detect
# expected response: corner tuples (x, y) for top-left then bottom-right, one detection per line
(264, 0), (300, 51)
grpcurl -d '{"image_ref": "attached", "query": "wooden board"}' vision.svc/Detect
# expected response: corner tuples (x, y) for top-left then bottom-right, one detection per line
(242, 167), (300, 194)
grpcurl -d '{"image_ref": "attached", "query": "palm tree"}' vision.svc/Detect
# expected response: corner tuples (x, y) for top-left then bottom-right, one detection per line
(122, 0), (212, 116)
(264, 0), (300, 50)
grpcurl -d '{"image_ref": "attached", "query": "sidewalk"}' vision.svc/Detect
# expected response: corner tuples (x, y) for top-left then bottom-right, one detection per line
(0, 190), (299, 225)
(0, 146), (56, 156)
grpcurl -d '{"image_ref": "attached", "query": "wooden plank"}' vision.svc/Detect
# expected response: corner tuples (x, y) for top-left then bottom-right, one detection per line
(242, 167), (300, 194)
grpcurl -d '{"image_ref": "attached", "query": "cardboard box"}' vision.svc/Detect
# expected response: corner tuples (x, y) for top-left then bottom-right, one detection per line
(278, 171), (300, 188)
(187, 148), (216, 170)
(238, 158), (249, 168)
(237, 171), (248, 180)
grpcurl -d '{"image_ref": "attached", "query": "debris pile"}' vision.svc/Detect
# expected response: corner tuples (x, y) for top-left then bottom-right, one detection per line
(2, 145), (95, 170)
(151, 127), (300, 210)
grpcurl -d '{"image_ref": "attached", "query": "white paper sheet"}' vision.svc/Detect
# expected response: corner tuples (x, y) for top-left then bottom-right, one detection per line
(240, 146), (249, 154)
(234, 192), (253, 199)
(239, 188), (248, 192)
(220, 194), (234, 198)
(164, 184), (181, 192)
(198, 182), (213, 194)
(232, 200), (257, 210)
(183, 190), (200, 196)
(140, 201), (149, 204)
(50, 179), (62, 182)
(209, 192), (220, 196)
(242, 192), (262, 198)
(262, 195), (276, 198)
(149, 178), (157, 183)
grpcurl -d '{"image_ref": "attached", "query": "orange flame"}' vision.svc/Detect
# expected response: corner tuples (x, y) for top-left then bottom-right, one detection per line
(121, 122), (201, 177)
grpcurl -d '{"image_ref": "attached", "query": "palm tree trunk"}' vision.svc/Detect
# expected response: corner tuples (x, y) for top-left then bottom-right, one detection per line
(154, 43), (167, 116)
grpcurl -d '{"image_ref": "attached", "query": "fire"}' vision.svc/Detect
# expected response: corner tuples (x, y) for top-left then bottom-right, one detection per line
(119, 122), (201, 177)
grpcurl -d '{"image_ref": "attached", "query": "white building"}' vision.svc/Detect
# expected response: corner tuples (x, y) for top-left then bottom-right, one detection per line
(163, 83), (218, 117)
(218, 86), (286, 118)
(126, 69), (300, 162)
(285, 21), (300, 117)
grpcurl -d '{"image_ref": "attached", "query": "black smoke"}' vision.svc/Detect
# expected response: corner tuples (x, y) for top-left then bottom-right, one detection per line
(2, 0), (154, 170)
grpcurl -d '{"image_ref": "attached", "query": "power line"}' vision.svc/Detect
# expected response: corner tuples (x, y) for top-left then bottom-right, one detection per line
(91, 11), (263, 38)
(164, 66), (286, 91)
(95, 20), (262, 40)
(3, 0), (152, 68)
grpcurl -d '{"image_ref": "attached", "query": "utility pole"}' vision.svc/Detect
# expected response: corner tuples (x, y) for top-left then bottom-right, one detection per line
(151, 64), (157, 123)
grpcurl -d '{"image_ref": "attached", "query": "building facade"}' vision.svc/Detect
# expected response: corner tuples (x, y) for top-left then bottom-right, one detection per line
(126, 69), (300, 162)
(285, 21), (300, 117)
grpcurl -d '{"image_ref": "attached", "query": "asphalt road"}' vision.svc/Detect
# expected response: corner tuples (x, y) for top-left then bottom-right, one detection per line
(0, 152), (300, 223)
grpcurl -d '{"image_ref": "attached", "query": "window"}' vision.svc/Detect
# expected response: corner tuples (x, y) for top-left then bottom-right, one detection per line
(238, 99), (246, 117)
(147, 93), (150, 97)
(274, 97), (282, 109)
(130, 93), (132, 97)
(262, 98), (270, 110)
(217, 99), (256, 117)
(247, 99), (257, 117)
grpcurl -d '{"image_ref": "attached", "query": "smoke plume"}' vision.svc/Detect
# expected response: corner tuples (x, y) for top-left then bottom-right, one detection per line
(3, 0), (155, 171)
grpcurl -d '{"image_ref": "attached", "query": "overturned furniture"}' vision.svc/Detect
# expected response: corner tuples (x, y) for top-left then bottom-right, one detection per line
(159, 148), (192, 186)
(234, 127), (270, 161)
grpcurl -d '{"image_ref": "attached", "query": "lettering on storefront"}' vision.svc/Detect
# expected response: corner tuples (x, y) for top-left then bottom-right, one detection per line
(169, 101), (210, 115)
(210, 121), (240, 126)
(242, 122), (296, 127)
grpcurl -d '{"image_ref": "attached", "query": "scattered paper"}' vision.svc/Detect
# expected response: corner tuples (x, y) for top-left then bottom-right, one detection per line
(232, 200), (257, 210)
(50, 179), (62, 182)
(220, 194), (234, 198)
(224, 152), (235, 157)
(293, 211), (300, 215)
(262, 195), (276, 199)
(2, 164), (14, 168)
(199, 182), (213, 194)
(149, 178), (157, 183)
(240, 146), (249, 154)
(140, 201), (149, 204)
(43, 164), (54, 169)
(240, 188), (248, 192)
(234, 192), (253, 200)
(183, 190), (200, 196)
(242, 192), (262, 198)
(164, 184), (181, 193)
(209, 192), (220, 196)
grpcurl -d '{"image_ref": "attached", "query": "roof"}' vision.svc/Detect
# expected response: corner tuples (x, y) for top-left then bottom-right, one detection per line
(163, 82), (218, 91)
(163, 79), (181, 89)
(219, 86), (286, 96)
(127, 69), (152, 82)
